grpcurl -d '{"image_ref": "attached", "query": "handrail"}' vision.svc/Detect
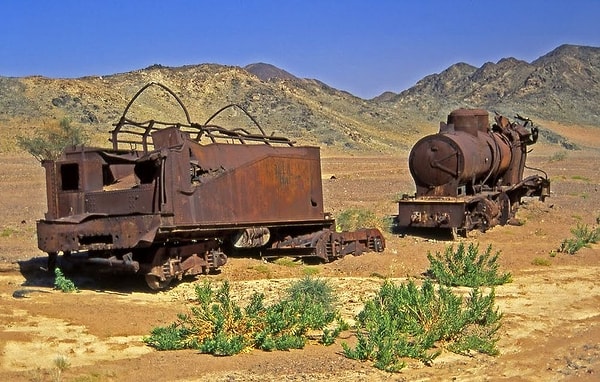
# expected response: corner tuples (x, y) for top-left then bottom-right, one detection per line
(110, 83), (294, 152)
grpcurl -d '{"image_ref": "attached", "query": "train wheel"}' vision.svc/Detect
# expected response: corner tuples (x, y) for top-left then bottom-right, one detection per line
(145, 247), (175, 290)
(144, 274), (173, 291)
(451, 228), (467, 239)
(471, 198), (495, 232)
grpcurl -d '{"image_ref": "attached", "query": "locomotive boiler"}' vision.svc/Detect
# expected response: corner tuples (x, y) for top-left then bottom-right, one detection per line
(398, 108), (550, 235)
(36, 82), (385, 289)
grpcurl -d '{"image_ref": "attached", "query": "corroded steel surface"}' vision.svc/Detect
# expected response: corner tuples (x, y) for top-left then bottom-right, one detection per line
(399, 109), (550, 234)
(37, 82), (385, 289)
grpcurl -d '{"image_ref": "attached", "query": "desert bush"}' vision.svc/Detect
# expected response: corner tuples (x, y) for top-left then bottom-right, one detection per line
(426, 243), (512, 287)
(558, 222), (600, 255)
(251, 264), (272, 278)
(549, 151), (567, 162)
(336, 208), (387, 232)
(532, 257), (551, 266)
(146, 324), (190, 351)
(571, 175), (591, 182)
(1, 227), (15, 237)
(342, 279), (502, 372)
(302, 266), (320, 276)
(273, 257), (302, 268)
(17, 118), (88, 162)
(54, 268), (78, 293)
(144, 277), (346, 354)
(286, 276), (337, 311)
(51, 355), (71, 382)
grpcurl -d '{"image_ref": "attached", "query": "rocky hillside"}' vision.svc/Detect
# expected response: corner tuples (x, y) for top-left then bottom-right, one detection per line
(0, 44), (598, 154)
(380, 45), (600, 127)
(0, 64), (418, 153)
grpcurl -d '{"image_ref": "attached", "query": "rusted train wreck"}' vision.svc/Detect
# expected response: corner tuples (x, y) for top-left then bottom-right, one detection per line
(398, 108), (550, 236)
(37, 83), (385, 289)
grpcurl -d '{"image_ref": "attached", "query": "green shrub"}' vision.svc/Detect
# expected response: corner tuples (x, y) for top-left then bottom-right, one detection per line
(251, 264), (272, 278)
(145, 324), (191, 351)
(286, 276), (336, 312)
(558, 222), (600, 255)
(342, 279), (502, 372)
(426, 243), (512, 287)
(17, 118), (88, 162)
(273, 257), (302, 268)
(549, 151), (567, 162)
(336, 208), (381, 232)
(571, 175), (590, 182)
(1, 227), (15, 237)
(52, 355), (70, 382)
(532, 257), (551, 266)
(54, 268), (78, 293)
(302, 266), (320, 276)
(144, 277), (346, 354)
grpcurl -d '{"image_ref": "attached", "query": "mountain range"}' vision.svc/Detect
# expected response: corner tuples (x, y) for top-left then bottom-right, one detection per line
(0, 44), (598, 153)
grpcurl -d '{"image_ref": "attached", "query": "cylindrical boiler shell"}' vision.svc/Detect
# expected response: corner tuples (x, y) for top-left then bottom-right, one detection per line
(409, 132), (495, 188)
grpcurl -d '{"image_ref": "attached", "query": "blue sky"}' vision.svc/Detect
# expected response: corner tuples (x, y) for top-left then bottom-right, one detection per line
(1, 0), (598, 98)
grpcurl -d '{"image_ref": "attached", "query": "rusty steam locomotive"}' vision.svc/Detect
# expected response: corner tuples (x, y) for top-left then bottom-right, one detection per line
(398, 108), (550, 236)
(37, 83), (385, 289)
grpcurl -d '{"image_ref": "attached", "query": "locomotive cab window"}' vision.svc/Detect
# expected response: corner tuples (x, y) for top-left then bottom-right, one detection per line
(60, 163), (79, 191)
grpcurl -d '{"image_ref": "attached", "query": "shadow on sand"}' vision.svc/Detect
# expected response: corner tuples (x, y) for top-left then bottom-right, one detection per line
(16, 255), (161, 294)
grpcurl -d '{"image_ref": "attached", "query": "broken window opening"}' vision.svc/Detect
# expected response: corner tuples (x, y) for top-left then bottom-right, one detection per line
(60, 163), (79, 191)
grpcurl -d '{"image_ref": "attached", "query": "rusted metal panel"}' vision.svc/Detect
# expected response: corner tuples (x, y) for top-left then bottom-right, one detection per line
(37, 214), (161, 253)
(85, 186), (156, 215)
(180, 144), (325, 225)
(398, 198), (467, 229)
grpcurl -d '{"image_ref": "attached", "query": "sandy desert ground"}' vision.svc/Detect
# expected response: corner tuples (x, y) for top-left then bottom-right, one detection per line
(0, 140), (599, 381)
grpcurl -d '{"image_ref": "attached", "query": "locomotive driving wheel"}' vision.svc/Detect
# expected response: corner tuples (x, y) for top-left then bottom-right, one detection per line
(469, 198), (497, 232)
(145, 248), (176, 291)
(145, 274), (173, 290)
